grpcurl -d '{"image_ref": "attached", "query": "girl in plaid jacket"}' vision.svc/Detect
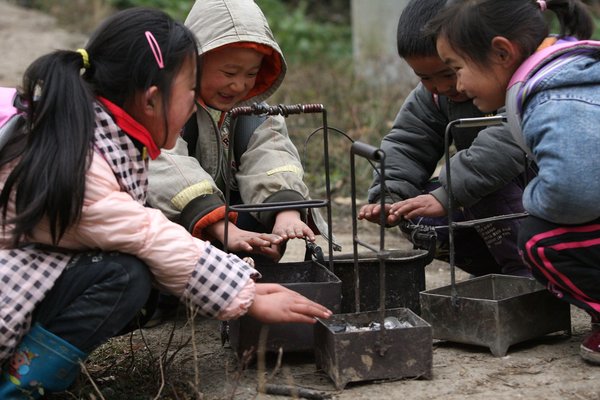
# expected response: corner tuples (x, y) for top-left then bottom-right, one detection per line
(0, 7), (330, 398)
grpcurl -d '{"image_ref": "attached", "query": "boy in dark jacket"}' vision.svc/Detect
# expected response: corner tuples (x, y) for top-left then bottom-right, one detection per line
(359, 0), (531, 277)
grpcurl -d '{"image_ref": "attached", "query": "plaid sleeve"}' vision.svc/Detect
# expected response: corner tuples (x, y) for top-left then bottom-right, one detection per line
(182, 244), (259, 317)
(0, 248), (71, 363)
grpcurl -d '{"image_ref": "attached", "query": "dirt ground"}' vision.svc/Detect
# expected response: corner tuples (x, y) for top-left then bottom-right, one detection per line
(1, 1), (599, 399)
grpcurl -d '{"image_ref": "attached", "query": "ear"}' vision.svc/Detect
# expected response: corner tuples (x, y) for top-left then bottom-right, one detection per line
(491, 36), (520, 68)
(141, 86), (160, 116)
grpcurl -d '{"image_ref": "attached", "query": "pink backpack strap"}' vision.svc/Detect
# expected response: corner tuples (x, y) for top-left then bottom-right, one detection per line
(506, 39), (600, 162)
(0, 87), (18, 128)
(508, 39), (600, 113)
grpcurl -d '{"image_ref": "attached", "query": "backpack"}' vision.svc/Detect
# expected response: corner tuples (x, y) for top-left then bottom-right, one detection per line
(506, 38), (600, 161)
(0, 87), (24, 154)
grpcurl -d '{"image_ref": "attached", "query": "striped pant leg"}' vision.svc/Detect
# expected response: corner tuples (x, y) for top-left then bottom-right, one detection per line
(518, 215), (600, 319)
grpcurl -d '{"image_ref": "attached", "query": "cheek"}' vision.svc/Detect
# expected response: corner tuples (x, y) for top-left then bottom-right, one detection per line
(421, 80), (436, 93)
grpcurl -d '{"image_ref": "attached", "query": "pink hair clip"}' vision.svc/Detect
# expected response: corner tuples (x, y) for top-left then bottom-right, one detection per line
(145, 31), (164, 69)
(537, 0), (547, 11)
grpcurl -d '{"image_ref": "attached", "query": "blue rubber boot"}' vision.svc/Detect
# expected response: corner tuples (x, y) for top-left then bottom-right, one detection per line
(0, 323), (87, 399)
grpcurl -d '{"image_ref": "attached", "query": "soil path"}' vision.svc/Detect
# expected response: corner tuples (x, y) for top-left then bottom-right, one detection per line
(1, 2), (598, 399)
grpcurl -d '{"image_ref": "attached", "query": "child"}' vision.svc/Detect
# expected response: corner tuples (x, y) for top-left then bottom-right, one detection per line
(0, 7), (331, 398)
(147, 0), (331, 264)
(430, 0), (600, 364)
(358, 0), (531, 277)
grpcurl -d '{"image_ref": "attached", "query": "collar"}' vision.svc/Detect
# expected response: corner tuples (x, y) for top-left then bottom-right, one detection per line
(97, 97), (161, 159)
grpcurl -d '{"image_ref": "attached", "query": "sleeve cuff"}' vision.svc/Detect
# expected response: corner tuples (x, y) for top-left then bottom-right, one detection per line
(216, 279), (256, 320)
(192, 205), (238, 240)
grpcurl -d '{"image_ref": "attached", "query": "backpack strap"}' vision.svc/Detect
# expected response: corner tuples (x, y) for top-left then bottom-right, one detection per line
(231, 112), (267, 167)
(506, 39), (600, 161)
(0, 88), (24, 155)
(0, 87), (18, 127)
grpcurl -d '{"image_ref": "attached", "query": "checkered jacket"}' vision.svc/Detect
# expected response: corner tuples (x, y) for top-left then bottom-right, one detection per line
(0, 103), (257, 362)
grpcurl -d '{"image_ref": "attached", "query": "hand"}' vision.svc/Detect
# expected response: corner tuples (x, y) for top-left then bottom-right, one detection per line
(206, 221), (283, 261)
(272, 210), (315, 242)
(389, 194), (446, 220)
(247, 283), (332, 324)
(358, 203), (396, 225)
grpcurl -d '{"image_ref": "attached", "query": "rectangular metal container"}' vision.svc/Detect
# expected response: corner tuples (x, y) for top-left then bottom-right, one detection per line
(330, 249), (432, 315)
(420, 274), (571, 356)
(314, 307), (432, 389)
(228, 260), (341, 356)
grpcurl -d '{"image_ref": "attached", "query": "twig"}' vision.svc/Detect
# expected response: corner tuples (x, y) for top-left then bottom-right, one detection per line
(152, 358), (165, 400)
(267, 347), (284, 380)
(256, 325), (270, 393)
(259, 383), (332, 400)
(79, 361), (106, 400)
(229, 346), (256, 400)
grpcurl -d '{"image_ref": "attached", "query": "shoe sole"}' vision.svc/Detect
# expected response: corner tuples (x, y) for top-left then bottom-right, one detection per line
(580, 344), (600, 365)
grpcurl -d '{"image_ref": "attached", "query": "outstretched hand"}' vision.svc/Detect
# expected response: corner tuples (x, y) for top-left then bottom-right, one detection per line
(358, 203), (398, 225)
(248, 283), (332, 324)
(206, 221), (283, 261)
(272, 210), (316, 242)
(389, 194), (446, 219)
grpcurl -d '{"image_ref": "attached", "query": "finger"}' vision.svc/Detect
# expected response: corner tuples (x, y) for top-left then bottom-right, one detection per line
(262, 233), (283, 243)
(288, 314), (319, 324)
(257, 246), (282, 262)
(303, 227), (316, 241)
(291, 302), (332, 319)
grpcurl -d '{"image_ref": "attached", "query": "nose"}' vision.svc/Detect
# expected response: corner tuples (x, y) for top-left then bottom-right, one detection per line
(455, 77), (465, 94)
(229, 77), (247, 94)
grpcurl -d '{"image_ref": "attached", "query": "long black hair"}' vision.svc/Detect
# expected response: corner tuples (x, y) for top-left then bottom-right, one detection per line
(428, 0), (594, 67)
(0, 7), (197, 245)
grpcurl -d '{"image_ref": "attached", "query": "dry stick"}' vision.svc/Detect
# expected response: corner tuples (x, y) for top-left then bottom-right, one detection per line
(260, 384), (332, 400)
(186, 300), (204, 399)
(137, 324), (166, 398)
(256, 325), (270, 393)
(230, 346), (256, 400)
(268, 347), (284, 381)
(152, 359), (166, 400)
(79, 361), (106, 400)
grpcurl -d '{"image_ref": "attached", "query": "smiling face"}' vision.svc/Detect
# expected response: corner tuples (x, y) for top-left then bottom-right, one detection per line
(404, 55), (470, 103)
(436, 36), (513, 113)
(199, 46), (264, 111)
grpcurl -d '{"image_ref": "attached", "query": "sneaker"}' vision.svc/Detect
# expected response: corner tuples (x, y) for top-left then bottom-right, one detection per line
(580, 327), (600, 365)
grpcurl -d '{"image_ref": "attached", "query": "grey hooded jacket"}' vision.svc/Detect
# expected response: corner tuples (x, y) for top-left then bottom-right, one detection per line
(368, 83), (527, 210)
(147, 0), (317, 238)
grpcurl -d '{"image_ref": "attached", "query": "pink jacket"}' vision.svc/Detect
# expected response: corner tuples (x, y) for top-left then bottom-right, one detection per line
(0, 101), (257, 362)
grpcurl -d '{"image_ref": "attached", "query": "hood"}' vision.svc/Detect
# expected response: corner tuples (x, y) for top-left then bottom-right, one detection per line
(185, 0), (286, 105)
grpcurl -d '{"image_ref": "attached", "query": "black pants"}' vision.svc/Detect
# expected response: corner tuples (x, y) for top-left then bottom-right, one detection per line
(417, 178), (529, 277)
(33, 252), (152, 353)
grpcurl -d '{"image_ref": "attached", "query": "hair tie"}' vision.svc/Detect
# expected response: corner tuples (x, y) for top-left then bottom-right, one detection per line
(145, 31), (165, 69)
(537, 0), (547, 11)
(76, 48), (90, 69)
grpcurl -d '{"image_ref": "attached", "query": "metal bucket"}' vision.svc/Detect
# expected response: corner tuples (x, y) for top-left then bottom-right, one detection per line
(227, 260), (341, 356)
(314, 307), (432, 389)
(420, 274), (572, 356)
(330, 249), (432, 314)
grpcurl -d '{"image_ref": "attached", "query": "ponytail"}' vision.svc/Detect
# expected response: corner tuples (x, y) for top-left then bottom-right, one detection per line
(0, 50), (94, 245)
(547, 0), (594, 40)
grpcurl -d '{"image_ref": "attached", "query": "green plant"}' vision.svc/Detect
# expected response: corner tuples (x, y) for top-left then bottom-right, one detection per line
(256, 0), (352, 63)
